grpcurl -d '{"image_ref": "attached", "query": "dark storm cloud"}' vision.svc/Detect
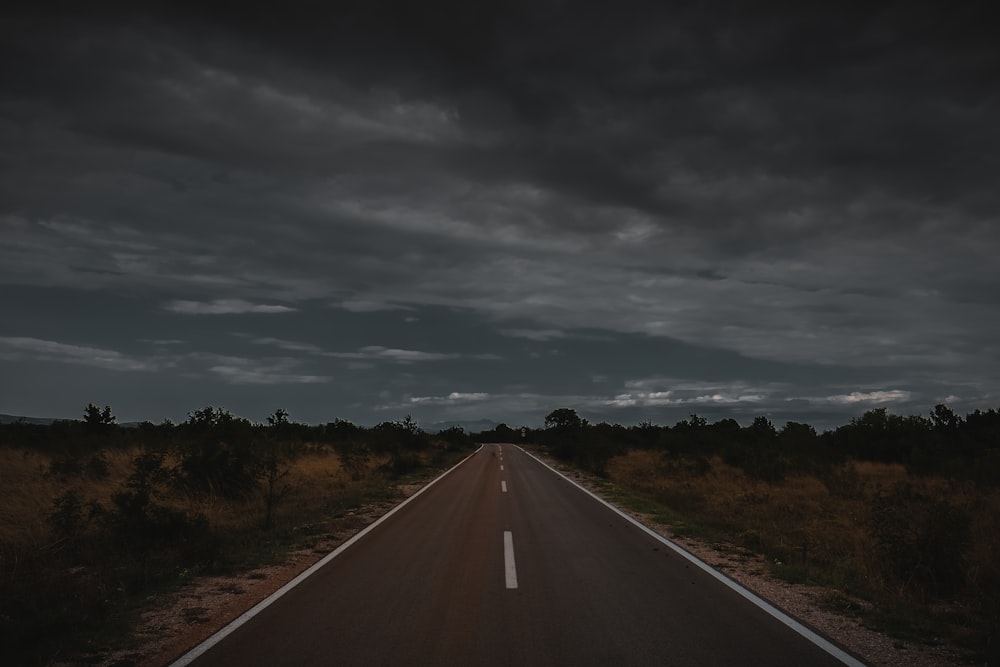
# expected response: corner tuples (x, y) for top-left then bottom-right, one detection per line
(2, 2), (997, 426)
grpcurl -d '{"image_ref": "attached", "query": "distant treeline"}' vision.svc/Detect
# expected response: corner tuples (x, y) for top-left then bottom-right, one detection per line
(478, 405), (1000, 482)
(3, 402), (998, 484)
(0, 405), (475, 478)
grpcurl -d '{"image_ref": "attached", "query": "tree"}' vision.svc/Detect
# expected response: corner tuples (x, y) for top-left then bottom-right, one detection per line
(750, 415), (777, 436)
(779, 421), (817, 450)
(544, 408), (582, 430)
(326, 418), (360, 440)
(83, 403), (116, 431)
(853, 407), (890, 432)
(688, 413), (708, 429)
(259, 450), (290, 530)
(483, 423), (517, 442)
(930, 404), (960, 432)
(187, 406), (227, 431)
(176, 406), (257, 498)
(401, 414), (421, 435)
(267, 408), (290, 427)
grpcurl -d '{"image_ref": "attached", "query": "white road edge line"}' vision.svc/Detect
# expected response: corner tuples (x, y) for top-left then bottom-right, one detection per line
(501, 480), (507, 493)
(515, 446), (865, 667)
(169, 444), (485, 667)
(504, 531), (518, 589)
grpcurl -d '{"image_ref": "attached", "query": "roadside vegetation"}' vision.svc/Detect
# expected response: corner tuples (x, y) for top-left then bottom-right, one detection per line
(5, 401), (997, 663)
(0, 406), (474, 666)
(524, 405), (1000, 663)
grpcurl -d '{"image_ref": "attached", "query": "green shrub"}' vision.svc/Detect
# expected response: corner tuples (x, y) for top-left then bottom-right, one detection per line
(174, 439), (260, 499)
(871, 484), (971, 599)
(334, 439), (371, 481)
(48, 490), (85, 538)
(386, 450), (422, 477)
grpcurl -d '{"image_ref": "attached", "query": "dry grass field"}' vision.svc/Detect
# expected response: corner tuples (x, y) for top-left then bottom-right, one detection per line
(0, 445), (386, 552)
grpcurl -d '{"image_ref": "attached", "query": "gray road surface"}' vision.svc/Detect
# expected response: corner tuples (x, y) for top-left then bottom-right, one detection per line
(174, 444), (862, 666)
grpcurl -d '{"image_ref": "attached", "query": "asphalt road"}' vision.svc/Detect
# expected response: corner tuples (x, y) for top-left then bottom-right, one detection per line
(173, 444), (863, 666)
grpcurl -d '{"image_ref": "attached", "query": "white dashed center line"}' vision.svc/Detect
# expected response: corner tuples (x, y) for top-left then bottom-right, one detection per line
(501, 480), (507, 493)
(503, 531), (518, 589)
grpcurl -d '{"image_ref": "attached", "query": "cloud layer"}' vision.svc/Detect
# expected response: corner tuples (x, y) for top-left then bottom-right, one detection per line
(2, 4), (997, 427)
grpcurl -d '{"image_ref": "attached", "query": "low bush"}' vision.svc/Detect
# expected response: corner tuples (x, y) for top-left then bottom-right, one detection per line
(870, 484), (971, 599)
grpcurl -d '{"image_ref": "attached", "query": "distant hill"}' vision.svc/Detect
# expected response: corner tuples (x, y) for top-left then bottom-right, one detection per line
(1, 413), (506, 432)
(0, 414), (142, 427)
(0, 413), (62, 425)
(423, 419), (504, 434)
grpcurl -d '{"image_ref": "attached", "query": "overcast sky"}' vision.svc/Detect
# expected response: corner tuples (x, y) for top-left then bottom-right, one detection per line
(2, 3), (997, 430)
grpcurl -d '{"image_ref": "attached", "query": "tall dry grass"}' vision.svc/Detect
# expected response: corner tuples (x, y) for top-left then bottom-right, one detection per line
(0, 444), (382, 566)
(157, 446), (365, 534)
(0, 446), (142, 556)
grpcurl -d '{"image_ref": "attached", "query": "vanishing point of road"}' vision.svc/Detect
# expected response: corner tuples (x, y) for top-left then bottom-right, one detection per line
(172, 444), (864, 666)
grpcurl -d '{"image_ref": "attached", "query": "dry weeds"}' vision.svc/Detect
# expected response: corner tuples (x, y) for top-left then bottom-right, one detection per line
(607, 450), (999, 595)
(0, 445), (384, 553)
